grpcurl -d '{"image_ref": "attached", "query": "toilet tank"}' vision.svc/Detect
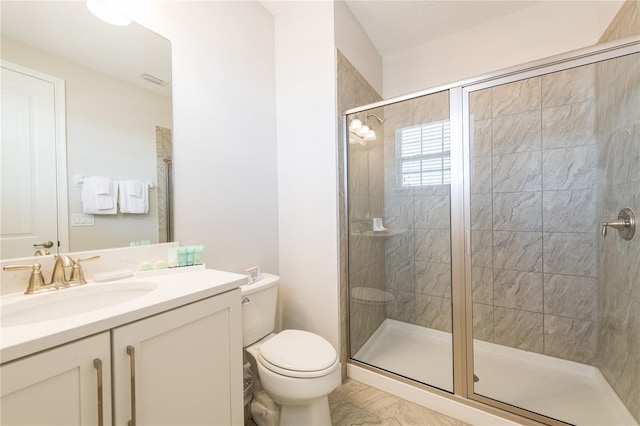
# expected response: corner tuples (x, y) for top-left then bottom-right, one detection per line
(240, 273), (279, 346)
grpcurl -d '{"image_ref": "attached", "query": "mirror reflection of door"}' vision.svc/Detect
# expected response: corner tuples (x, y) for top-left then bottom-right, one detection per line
(1, 62), (68, 258)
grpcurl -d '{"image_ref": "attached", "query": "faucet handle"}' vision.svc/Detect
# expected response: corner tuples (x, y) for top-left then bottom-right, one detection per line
(3, 263), (47, 294)
(69, 255), (100, 284)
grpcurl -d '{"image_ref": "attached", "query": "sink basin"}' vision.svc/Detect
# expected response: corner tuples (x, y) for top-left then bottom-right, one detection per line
(1, 281), (157, 327)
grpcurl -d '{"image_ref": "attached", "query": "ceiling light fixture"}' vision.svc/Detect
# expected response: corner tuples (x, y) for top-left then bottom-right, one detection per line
(86, 0), (132, 26)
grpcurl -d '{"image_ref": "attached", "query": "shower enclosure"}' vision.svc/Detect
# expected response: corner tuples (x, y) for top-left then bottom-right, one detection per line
(344, 39), (639, 425)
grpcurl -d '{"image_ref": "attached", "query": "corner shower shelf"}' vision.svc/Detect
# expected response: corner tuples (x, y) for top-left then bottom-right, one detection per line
(351, 229), (406, 238)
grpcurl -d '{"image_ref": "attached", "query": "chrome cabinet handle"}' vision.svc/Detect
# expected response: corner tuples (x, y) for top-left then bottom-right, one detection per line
(93, 359), (104, 426)
(33, 240), (54, 248)
(127, 345), (137, 426)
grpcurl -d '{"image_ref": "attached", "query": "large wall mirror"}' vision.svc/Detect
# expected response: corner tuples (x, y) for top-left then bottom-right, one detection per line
(1, 1), (172, 260)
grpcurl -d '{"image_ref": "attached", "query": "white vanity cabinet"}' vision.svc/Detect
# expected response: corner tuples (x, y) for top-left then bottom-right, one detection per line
(112, 289), (243, 425)
(1, 288), (243, 426)
(0, 332), (112, 426)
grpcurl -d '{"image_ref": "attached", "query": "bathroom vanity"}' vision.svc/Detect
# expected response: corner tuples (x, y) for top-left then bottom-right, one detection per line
(0, 267), (246, 425)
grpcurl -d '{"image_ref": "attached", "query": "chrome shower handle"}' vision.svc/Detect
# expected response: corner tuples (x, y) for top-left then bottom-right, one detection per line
(601, 208), (635, 240)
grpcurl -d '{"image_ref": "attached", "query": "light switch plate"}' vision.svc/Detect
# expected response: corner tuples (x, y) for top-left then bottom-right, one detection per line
(71, 213), (95, 227)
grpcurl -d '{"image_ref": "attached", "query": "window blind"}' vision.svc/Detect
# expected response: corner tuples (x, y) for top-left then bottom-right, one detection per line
(397, 120), (451, 187)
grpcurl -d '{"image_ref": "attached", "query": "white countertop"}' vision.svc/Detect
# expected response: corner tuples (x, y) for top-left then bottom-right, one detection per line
(1, 266), (247, 363)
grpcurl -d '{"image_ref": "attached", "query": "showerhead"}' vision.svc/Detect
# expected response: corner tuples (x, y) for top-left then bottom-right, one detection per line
(366, 113), (386, 124)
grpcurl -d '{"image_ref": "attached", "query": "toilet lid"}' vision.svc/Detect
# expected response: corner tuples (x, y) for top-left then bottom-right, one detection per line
(258, 329), (337, 373)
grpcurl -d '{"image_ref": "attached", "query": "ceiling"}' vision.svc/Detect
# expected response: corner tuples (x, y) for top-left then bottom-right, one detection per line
(3, 1), (543, 93)
(343, 0), (540, 57)
(0, 1), (171, 97)
(261, 0), (542, 58)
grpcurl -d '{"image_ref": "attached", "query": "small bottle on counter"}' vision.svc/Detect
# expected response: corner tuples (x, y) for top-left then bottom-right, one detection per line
(194, 245), (204, 265)
(186, 246), (195, 266)
(177, 247), (187, 267)
(168, 247), (178, 268)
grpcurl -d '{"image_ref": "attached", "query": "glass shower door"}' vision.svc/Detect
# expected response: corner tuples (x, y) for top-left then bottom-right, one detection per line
(347, 90), (455, 392)
(467, 52), (640, 425)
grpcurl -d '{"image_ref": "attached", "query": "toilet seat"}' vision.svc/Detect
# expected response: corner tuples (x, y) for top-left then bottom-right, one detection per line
(257, 329), (338, 379)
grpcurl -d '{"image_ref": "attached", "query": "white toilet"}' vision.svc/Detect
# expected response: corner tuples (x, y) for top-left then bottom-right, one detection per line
(241, 274), (341, 426)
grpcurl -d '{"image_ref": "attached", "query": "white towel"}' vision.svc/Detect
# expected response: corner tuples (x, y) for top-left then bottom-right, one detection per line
(81, 176), (117, 214)
(118, 180), (149, 214)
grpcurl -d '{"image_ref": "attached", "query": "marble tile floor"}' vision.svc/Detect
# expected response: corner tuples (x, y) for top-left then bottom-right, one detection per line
(328, 378), (470, 426)
(246, 378), (470, 426)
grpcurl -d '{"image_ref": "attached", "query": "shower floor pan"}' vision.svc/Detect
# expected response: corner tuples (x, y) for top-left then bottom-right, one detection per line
(354, 319), (637, 426)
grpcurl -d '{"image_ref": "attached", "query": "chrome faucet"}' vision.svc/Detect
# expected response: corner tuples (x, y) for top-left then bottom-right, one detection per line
(3, 254), (100, 294)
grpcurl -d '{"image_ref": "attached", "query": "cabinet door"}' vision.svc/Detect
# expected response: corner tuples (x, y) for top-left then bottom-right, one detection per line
(1, 332), (112, 426)
(112, 290), (243, 426)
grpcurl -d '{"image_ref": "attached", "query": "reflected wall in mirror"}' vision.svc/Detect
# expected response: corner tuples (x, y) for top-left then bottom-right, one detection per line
(0, 1), (172, 260)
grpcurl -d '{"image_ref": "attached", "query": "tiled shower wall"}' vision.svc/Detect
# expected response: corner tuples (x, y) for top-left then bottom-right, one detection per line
(469, 67), (599, 364)
(156, 126), (172, 243)
(337, 51), (383, 370)
(596, 1), (640, 421)
(382, 92), (453, 333)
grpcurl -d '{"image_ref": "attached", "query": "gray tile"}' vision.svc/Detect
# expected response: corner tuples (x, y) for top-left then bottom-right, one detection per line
(542, 101), (595, 150)
(384, 196), (414, 229)
(492, 77), (541, 117)
(611, 125), (640, 186)
(493, 231), (543, 272)
(471, 231), (492, 268)
(494, 307), (543, 352)
(492, 110), (541, 155)
(414, 195), (450, 230)
(415, 294), (452, 332)
(542, 190), (597, 233)
(629, 299), (640, 362)
(544, 274), (597, 321)
(470, 88), (491, 121)
(544, 315), (597, 364)
(471, 156), (492, 194)
(541, 64), (595, 107)
(385, 257), (414, 293)
(385, 229), (414, 259)
(472, 266), (493, 304)
(471, 193), (492, 231)
(385, 290), (415, 323)
(414, 90), (449, 124)
(349, 303), (385, 355)
(415, 261), (451, 298)
(493, 269), (543, 312)
(471, 119), (492, 157)
(542, 145), (597, 191)
(492, 151), (541, 193)
(415, 229), (451, 264)
(473, 303), (494, 342)
(493, 192), (542, 232)
(543, 232), (597, 277)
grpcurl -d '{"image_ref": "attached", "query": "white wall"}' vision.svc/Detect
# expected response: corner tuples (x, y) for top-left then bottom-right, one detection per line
(383, 1), (625, 98)
(334, 0), (383, 97)
(272, 1), (341, 349)
(1, 37), (171, 252)
(132, 2), (280, 275)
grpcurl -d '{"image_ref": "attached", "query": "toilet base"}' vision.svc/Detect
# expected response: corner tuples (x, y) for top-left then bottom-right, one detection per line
(280, 396), (331, 426)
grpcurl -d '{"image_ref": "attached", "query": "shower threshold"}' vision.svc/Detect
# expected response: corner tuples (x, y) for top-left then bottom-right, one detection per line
(353, 319), (636, 425)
